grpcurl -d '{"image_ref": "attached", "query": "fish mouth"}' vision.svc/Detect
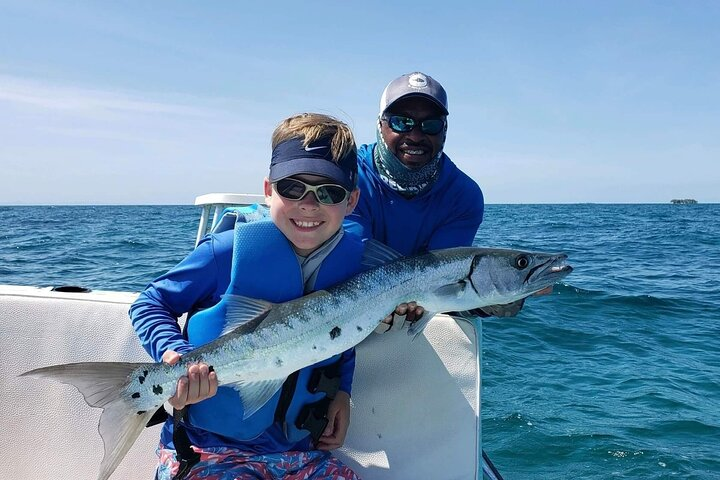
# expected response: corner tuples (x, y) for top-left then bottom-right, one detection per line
(525, 254), (573, 288)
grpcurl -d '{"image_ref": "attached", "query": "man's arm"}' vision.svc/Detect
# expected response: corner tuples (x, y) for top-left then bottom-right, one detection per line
(428, 178), (484, 251)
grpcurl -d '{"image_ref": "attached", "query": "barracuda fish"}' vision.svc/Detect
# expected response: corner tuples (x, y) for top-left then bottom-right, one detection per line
(22, 242), (571, 480)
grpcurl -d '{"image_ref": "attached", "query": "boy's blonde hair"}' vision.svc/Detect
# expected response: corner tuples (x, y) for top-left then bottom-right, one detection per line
(272, 113), (356, 165)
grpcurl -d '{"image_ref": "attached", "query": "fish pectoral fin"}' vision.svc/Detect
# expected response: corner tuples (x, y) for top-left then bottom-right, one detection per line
(221, 294), (275, 336)
(407, 311), (438, 340)
(229, 376), (287, 419)
(361, 239), (404, 269)
(406, 281), (471, 339)
(431, 281), (468, 299)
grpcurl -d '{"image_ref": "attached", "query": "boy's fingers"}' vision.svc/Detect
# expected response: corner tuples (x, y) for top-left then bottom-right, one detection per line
(316, 435), (340, 451)
(208, 371), (218, 397)
(170, 376), (188, 410)
(187, 364), (200, 401)
(197, 364), (210, 398)
(162, 350), (181, 366)
(174, 363), (218, 404)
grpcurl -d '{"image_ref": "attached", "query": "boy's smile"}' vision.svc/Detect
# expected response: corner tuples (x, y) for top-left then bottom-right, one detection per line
(265, 174), (359, 256)
(292, 220), (322, 228)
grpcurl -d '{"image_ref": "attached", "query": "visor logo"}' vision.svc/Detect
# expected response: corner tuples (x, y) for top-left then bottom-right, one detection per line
(304, 145), (328, 152)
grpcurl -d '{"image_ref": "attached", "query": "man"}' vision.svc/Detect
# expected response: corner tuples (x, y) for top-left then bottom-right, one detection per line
(346, 71), (483, 257)
(346, 72), (530, 328)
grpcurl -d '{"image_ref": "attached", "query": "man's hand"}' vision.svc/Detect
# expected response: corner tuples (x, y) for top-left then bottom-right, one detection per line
(162, 350), (218, 410)
(316, 391), (351, 451)
(375, 302), (425, 333)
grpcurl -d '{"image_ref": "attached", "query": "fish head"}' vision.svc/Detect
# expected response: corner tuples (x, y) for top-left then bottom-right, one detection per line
(467, 249), (573, 304)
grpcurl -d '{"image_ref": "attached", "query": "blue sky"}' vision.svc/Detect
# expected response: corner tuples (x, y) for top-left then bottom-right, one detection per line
(1, 1), (718, 204)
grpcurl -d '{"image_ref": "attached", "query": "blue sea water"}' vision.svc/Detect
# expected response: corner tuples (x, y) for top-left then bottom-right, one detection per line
(1, 203), (718, 479)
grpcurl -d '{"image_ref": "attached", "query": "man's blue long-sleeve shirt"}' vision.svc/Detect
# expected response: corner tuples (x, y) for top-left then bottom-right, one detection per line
(345, 143), (484, 255)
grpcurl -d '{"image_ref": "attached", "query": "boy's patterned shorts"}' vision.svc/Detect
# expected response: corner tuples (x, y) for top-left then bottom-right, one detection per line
(155, 444), (361, 480)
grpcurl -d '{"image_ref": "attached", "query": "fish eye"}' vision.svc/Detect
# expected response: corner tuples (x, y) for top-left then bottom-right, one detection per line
(514, 255), (530, 269)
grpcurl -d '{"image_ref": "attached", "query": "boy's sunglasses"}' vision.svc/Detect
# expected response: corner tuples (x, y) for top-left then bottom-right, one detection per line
(274, 178), (350, 205)
(383, 115), (446, 135)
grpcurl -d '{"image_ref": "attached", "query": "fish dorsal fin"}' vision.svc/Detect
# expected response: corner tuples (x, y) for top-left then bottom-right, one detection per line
(362, 239), (404, 269)
(221, 294), (275, 337)
(228, 376), (287, 419)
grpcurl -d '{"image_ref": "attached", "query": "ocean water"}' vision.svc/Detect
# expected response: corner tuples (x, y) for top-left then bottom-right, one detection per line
(1, 203), (718, 479)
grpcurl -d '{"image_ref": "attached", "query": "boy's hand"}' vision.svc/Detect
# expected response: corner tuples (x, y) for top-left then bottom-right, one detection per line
(316, 391), (351, 451)
(376, 302), (424, 333)
(162, 350), (218, 410)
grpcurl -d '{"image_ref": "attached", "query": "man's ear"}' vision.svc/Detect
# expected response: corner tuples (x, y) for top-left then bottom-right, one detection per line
(345, 188), (360, 215)
(263, 178), (272, 206)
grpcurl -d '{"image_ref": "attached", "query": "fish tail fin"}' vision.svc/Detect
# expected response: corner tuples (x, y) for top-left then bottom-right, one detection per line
(97, 393), (157, 480)
(21, 362), (155, 480)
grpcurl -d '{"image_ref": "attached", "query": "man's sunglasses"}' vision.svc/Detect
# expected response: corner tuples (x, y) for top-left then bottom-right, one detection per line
(274, 178), (350, 205)
(383, 115), (446, 135)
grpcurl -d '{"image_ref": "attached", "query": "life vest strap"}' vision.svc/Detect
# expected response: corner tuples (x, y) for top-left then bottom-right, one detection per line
(172, 408), (200, 480)
(290, 357), (344, 443)
(295, 397), (332, 443)
(308, 361), (342, 396)
(274, 370), (300, 424)
(145, 406), (169, 427)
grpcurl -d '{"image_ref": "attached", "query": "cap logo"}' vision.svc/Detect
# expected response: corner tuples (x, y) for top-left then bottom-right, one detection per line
(408, 73), (428, 89)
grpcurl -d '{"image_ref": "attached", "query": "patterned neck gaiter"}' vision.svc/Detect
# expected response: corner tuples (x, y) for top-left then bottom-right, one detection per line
(373, 121), (443, 198)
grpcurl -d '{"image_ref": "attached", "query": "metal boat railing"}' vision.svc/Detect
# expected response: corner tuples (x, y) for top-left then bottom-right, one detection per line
(194, 193), (265, 246)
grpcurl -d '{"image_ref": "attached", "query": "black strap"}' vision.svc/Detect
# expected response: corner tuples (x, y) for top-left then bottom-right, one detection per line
(295, 397), (332, 443)
(172, 408), (200, 480)
(307, 360), (342, 395)
(274, 370), (300, 424)
(145, 406), (169, 427)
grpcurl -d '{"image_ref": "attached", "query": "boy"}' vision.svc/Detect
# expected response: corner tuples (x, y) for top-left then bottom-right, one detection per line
(130, 113), (363, 480)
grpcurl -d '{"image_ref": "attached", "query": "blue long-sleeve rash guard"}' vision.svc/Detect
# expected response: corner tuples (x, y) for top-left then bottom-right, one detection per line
(345, 143), (484, 255)
(130, 229), (355, 395)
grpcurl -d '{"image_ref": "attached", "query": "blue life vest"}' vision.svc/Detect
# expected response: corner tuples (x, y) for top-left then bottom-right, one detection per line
(185, 219), (365, 442)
